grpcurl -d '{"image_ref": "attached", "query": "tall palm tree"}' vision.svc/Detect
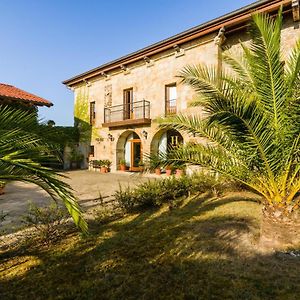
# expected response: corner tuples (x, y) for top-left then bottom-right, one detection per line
(0, 105), (87, 233)
(159, 9), (300, 247)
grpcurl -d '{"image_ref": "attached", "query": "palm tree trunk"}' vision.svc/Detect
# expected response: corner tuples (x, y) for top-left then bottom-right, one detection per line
(260, 205), (300, 250)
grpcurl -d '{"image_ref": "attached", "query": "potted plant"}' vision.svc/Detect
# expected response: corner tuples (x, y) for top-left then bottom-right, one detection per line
(0, 181), (6, 195)
(150, 154), (161, 175)
(101, 160), (111, 173)
(175, 164), (185, 177)
(165, 165), (173, 176)
(120, 159), (127, 171)
(138, 160), (145, 172)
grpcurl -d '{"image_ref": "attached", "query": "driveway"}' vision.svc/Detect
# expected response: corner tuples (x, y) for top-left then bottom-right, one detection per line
(0, 170), (154, 232)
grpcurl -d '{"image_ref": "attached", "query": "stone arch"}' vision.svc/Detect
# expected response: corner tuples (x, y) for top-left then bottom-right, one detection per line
(116, 130), (141, 170)
(150, 129), (184, 156)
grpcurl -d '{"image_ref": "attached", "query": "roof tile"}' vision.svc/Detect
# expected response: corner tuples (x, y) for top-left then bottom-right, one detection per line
(0, 83), (52, 107)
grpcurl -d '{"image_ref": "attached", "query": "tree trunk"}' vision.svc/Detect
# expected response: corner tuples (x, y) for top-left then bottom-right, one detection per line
(260, 205), (300, 250)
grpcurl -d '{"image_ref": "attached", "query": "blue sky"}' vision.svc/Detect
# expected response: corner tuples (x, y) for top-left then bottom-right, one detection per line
(0, 0), (254, 126)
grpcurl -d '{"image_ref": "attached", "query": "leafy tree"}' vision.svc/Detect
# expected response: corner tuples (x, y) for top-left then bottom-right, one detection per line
(159, 9), (300, 246)
(0, 105), (87, 233)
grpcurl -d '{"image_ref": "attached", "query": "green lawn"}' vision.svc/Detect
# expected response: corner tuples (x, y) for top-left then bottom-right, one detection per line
(1, 192), (300, 300)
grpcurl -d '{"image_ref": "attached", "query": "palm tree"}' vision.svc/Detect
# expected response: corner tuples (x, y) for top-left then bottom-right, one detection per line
(159, 9), (300, 248)
(0, 105), (87, 233)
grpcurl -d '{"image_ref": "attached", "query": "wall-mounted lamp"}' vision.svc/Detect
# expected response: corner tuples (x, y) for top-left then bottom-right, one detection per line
(108, 133), (114, 141)
(141, 130), (148, 140)
(95, 137), (103, 144)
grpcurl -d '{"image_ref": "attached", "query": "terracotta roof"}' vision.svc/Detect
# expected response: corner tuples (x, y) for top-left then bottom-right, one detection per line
(0, 83), (52, 107)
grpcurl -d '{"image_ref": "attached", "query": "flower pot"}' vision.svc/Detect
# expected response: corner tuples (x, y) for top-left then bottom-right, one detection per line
(155, 168), (161, 175)
(100, 167), (108, 173)
(166, 169), (172, 176)
(176, 169), (184, 177)
(120, 164), (126, 171)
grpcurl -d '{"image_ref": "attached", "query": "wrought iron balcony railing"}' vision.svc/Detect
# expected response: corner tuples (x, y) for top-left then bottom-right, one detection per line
(165, 99), (177, 115)
(103, 100), (151, 127)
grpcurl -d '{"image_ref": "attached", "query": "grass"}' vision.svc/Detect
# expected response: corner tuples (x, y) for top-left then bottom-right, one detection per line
(1, 192), (300, 299)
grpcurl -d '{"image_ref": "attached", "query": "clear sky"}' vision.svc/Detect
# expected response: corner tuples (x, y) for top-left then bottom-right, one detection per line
(0, 0), (254, 126)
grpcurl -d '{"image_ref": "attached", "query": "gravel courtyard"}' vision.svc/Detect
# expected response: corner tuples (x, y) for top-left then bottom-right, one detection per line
(0, 170), (153, 232)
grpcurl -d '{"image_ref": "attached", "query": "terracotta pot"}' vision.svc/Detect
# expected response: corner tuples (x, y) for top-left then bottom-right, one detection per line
(166, 169), (172, 176)
(176, 169), (184, 177)
(155, 168), (161, 175)
(120, 164), (126, 171)
(100, 167), (108, 173)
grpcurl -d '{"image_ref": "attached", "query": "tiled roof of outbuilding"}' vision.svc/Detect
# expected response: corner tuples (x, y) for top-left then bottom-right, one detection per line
(0, 83), (52, 107)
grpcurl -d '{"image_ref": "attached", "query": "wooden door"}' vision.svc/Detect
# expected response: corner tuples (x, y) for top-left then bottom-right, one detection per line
(130, 139), (142, 171)
(123, 88), (133, 120)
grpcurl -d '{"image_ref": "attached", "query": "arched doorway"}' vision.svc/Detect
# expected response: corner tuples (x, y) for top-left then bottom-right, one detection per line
(116, 131), (142, 171)
(150, 129), (183, 156)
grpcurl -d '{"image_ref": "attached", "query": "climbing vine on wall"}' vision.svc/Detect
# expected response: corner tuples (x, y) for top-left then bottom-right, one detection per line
(74, 87), (101, 143)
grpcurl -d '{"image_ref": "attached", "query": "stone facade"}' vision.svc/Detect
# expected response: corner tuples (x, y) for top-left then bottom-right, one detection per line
(67, 4), (300, 171)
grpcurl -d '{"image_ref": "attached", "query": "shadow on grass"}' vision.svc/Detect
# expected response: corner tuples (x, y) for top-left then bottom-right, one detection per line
(1, 192), (300, 300)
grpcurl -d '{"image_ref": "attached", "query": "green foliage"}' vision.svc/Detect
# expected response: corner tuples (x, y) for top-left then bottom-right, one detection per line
(68, 147), (84, 162)
(159, 9), (300, 213)
(74, 88), (100, 143)
(0, 105), (87, 232)
(115, 172), (230, 211)
(102, 159), (112, 168)
(119, 159), (126, 165)
(91, 159), (112, 168)
(22, 202), (69, 243)
(93, 206), (124, 225)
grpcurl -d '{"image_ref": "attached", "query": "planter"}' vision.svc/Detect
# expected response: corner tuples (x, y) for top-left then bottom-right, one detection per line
(155, 168), (161, 175)
(120, 164), (126, 171)
(176, 169), (184, 177)
(100, 166), (108, 173)
(166, 169), (172, 176)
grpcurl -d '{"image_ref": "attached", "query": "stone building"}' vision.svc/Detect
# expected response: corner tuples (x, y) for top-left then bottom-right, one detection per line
(63, 0), (300, 172)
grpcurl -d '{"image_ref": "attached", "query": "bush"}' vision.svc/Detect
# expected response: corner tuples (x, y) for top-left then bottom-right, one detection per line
(114, 172), (234, 212)
(22, 202), (69, 243)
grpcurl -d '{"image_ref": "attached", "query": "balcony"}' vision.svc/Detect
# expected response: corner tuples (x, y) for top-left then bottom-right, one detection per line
(165, 99), (177, 115)
(103, 100), (151, 128)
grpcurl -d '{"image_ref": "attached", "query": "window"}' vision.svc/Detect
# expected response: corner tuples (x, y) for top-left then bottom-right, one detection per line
(89, 101), (96, 125)
(165, 84), (177, 115)
(123, 88), (133, 120)
(89, 145), (95, 157)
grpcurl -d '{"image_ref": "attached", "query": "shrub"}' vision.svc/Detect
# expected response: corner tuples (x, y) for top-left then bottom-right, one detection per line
(22, 202), (69, 243)
(114, 172), (233, 212)
(93, 206), (124, 224)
